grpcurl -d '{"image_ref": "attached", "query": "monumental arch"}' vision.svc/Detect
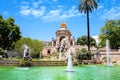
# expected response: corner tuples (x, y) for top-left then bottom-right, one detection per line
(42, 23), (120, 63)
(42, 22), (76, 57)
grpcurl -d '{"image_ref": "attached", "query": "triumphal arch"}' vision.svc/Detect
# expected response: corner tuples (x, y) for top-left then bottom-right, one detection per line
(42, 22), (76, 57)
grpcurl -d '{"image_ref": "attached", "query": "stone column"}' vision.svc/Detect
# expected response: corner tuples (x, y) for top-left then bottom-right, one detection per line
(52, 40), (54, 47)
(52, 38), (54, 47)
(73, 37), (75, 46)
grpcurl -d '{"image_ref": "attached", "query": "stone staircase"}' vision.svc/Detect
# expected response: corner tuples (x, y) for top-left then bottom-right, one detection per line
(0, 60), (20, 66)
(32, 61), (66, 66)
(0, 60), (66, 66)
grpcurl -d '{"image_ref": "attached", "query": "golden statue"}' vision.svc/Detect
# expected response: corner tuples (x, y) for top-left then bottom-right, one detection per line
(60, 22), (66, 28)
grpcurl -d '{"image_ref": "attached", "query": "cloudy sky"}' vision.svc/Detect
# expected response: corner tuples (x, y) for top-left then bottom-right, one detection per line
(0, 0), (120, 41)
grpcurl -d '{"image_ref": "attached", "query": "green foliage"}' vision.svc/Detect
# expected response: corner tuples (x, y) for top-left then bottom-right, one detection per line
(31, 39), (44, 58)
(77, 35), (96, 47)
(14, 38), (44, 58)
(78, 0), (99, 13)
(0, 48), (7, 58)
(19, 60), (33, 67)
(73, 59), (79, 66)
(0, 15), (21, 50)
(78, 0), (99, 51)
(99, 20), (120, 49)
(76, 48), (92, 60)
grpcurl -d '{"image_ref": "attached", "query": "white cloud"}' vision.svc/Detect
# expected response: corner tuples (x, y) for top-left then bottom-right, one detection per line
(101, 6), (120, 20)
(42, 6), (81, 21)
(42, 9), (62, 19)
(32, 6), (46, 17)
(57, 5), (63, 8)
(20, 5), (29, 10)
(20, 5), (46, 17)
(19, 1), (82, 21)
(20, 9), (31, 16)
(98, 5), (104, 9)
(19, 5), (31, 16)
(33, 0), (43, 8)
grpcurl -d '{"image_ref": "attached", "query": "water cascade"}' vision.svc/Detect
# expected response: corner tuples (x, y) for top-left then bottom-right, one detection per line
(59, 45), (62, 60)
(66, 49), (74, 72)
(106, 39), (113, 66)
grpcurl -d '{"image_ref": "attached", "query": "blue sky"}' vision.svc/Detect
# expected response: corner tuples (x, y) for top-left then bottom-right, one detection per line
(0, 0), (120, 41)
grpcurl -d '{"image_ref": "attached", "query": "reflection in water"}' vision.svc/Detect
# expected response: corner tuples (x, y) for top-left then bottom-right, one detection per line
(67, 72), (72, 80)
(106, 67), (110, 80)
(1, 66), (120, 80)
(15, 67), (30, 70)
(67, 72), (75, 80)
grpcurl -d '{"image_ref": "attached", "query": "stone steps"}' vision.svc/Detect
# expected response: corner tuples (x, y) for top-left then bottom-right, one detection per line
(32, 61), (66, 66)
(0, 60), (20, 66)
(0, 60), (66, 66)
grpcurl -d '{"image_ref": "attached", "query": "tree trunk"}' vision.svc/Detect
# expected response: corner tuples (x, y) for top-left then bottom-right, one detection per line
(86, 1), (90, 51)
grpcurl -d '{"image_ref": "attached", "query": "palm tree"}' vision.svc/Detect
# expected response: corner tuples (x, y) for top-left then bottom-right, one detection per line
(78, 0), (99, 51)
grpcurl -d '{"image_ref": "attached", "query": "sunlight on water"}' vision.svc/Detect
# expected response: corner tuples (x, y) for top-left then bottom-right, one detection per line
(0, 66), (120, 80)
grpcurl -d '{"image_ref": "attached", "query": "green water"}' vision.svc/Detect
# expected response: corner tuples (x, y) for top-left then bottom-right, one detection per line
(0, 65), (120, 80)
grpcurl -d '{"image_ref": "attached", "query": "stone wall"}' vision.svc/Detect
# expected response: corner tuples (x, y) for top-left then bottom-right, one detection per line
(93, 52), (120, 65)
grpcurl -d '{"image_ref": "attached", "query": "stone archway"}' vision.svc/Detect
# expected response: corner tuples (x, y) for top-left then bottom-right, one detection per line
(59, 36), (65, 44)
(70, 41), (73, 46)
(47, 50), (51, 55)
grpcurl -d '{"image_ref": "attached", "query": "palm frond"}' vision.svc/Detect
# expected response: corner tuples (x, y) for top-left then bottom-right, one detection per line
(78, 1), (87, 13)
(92, 0), (98, 9)
(78, 0), (99, 13)
(88, 6), (92, 13)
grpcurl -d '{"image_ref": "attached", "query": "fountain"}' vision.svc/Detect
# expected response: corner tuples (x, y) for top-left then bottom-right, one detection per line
(106, 39), (113, 66)
(1, 65), (120, 80)
(59, 45), (62, 60)
(59, 38), (66, 60)
(66, 49), (74, 72)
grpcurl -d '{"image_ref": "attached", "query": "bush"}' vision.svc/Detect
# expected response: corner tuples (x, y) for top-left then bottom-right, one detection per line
(19, 60), (33, 67)
(73, 59), (79, 66)
(0, 48), (8, 58)
(76, 48), (92, 60)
